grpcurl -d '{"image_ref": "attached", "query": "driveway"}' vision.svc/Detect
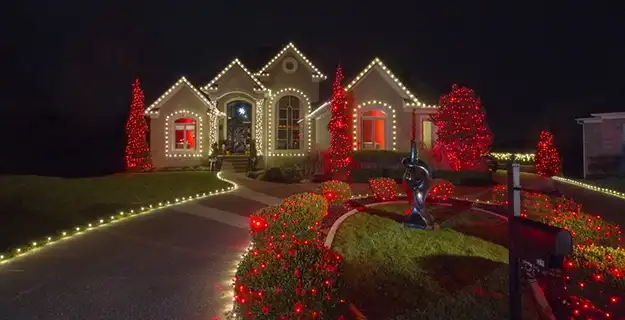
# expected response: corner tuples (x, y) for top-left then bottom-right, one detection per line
(0, 173), (285, 320)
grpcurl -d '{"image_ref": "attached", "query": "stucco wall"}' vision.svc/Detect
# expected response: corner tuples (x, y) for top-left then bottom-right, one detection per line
(315, 111), (331, 149)
(149, 85), (209, 168)
(261, 52), (320, 103)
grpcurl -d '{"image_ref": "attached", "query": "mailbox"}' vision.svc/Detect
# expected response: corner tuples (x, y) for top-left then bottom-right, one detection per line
(510, 216), (573, 269)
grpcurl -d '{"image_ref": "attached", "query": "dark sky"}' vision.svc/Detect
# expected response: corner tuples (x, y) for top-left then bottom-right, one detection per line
(2, 1), (624, 176)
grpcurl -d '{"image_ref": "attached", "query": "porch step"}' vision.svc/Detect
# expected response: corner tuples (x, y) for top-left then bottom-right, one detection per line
(221, 156), (249, 173)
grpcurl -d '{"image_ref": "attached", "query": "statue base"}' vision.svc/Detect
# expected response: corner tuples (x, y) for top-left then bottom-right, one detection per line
(402, 207), (435, 230)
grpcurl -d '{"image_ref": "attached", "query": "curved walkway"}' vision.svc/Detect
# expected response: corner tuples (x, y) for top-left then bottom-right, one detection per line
(0, 172), (294, 320)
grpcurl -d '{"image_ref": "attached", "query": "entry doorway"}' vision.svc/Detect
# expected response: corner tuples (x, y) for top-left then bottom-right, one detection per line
(226, 101), (252, 154)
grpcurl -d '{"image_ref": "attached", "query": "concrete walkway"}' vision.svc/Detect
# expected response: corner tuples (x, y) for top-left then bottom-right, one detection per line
(0, 173), (286, 320)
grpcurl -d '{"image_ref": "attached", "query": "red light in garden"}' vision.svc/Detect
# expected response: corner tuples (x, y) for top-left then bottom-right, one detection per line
(249, 216), (267, 232)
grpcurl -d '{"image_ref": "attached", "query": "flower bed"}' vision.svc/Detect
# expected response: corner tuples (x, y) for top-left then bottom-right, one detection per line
(233, 192), (348, 319)
(490, 184), (625, 318)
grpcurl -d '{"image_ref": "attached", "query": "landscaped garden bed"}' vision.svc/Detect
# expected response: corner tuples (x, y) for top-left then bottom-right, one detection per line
(231, 176), (625, 319)
(0, 171), (231, 253)
(331, 202), (531, 320)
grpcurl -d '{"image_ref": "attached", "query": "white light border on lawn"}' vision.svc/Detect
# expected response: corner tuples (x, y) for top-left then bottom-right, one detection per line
(0, 171), (238, 265)
(552, 176), (625, 200)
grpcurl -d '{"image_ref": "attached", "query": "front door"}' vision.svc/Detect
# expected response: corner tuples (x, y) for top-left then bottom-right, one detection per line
(226, 101), (252, 154)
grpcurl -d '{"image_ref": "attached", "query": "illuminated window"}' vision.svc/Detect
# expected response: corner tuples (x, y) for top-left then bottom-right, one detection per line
(276, 95), (301, 150)
(422, 119), (438, 149)
(174, 118), (196, 150)
(361, 110), (385, 150)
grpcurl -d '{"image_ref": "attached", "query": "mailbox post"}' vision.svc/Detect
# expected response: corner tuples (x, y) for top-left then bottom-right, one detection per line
(507, 162), (573, 319)
(508, 162), (522, 320)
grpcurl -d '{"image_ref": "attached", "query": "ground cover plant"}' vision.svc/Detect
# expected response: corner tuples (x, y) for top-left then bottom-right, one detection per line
(234, 192), (348, 319)
(0, 172), (230, 252)
(330, 203), (525, 319)
(488, 185), (625, 318)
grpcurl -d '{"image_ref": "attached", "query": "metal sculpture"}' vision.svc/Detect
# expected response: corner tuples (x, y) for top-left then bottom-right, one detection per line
(401, 140), (435, 229)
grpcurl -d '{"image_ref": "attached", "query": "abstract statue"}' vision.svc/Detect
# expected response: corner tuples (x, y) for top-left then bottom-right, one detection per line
(401, 140), (435, 229)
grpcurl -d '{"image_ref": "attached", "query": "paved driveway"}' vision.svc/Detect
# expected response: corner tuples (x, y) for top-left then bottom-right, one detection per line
(0, 175), (283, 320)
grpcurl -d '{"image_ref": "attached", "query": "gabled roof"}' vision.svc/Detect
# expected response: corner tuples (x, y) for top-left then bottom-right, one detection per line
(254, 42), (327, 80)
(344, 57), (438, 109)
(202, 58), (268, 92)
(144, 77), (216, 116)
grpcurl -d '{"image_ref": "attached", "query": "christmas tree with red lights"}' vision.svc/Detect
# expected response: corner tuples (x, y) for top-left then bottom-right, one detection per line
(124, 78), (152, 171)
(535, 130), (561, 177)
(430, 84), (492, 171)
(328, 65), (353, 180)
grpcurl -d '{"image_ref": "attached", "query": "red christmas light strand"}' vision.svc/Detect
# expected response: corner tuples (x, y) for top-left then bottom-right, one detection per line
(124, 78), (152, 170)
(328, 65), (353, 180)
(430, 84), (492, 171)
(535, 130), (561, 177)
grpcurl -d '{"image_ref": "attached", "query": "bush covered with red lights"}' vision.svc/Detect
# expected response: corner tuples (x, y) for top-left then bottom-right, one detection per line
(248, 193), (328, 245)
(317, 180), (352, 204)
(429, 179), (454, 200)
(490, 185), (625, 318)
(368, 177), (397, 201)
(233, 239), (347, 319)
(237, 191), (348, 319)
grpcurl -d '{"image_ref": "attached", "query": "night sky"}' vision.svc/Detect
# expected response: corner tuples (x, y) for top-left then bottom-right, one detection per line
(2, 1), (623, 176)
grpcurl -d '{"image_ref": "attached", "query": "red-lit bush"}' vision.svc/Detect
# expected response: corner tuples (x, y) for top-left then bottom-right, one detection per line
(368, 177), (397, 201)
(429, 179), (454, 200)
(233, 239), (348, 319)
(249, 193), (328, 245)
(317, 180), (352, 204)
(489, 184), (625, 318)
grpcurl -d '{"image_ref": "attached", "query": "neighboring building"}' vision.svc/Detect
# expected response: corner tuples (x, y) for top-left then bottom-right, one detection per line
(144, 42), (439, 169)
(576, 112), (625, 178)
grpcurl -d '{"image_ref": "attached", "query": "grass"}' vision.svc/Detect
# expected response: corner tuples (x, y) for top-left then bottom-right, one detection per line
(584, 176), (625, 193)
(332, 202), (539, 320)
(0, 171), (231, 252)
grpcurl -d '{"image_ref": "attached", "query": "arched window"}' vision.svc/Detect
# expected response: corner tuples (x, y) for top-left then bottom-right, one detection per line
(276, 95), (301, 150)
(361, 110), (385, 150)
(174, 118), (196, 150)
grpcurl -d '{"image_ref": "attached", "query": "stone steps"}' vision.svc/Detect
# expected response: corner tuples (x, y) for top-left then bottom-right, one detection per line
(221, 156), (249, 173)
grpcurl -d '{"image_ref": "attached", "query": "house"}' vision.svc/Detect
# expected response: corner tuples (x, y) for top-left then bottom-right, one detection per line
(576, 112), (625, 178)
(144, 42), (439, 169)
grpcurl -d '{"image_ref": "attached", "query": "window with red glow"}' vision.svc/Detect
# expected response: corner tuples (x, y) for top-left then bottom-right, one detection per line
(174, 118), (196, 150)
(361, 110), (385, 150)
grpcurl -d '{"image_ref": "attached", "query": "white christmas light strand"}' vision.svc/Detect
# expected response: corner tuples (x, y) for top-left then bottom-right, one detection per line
(0, 172), (238, 265)
(202, 59), (268, 92)
(145, 77), (217, 116)
(165, 110), (204, 158)
(552, 176), (625, 200)
(353, 100), (397, 151)
(255, 42), (327, 80)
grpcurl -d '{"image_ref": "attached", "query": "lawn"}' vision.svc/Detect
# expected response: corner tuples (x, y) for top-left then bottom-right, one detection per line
(584, 176), (625, 193)
(331, 203), (539, 320)
(0, 171), (231, 252)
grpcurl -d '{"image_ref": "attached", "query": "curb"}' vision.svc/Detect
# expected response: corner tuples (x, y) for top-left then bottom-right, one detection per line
(0, 171), (238, 265)
(325, 199), (557, 320)
(470, 206), (558, 320)
(324, 201), (400, 320)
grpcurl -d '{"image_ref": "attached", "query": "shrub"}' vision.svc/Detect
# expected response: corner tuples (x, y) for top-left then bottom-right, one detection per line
(539, 210), (622, 248)
(233, 239), (348, 319)
(248, 193), (328, 245)
(429, 179), (454, 200)
(368, 177), (398, 201)
(318, 180), (352, 204)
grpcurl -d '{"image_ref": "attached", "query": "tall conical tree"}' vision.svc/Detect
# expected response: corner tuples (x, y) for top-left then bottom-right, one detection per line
(430, 84), (493, 171)
(327, 65), (353, 180)
(125, 78), (152, 170)
(535, 130), (561, 177)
